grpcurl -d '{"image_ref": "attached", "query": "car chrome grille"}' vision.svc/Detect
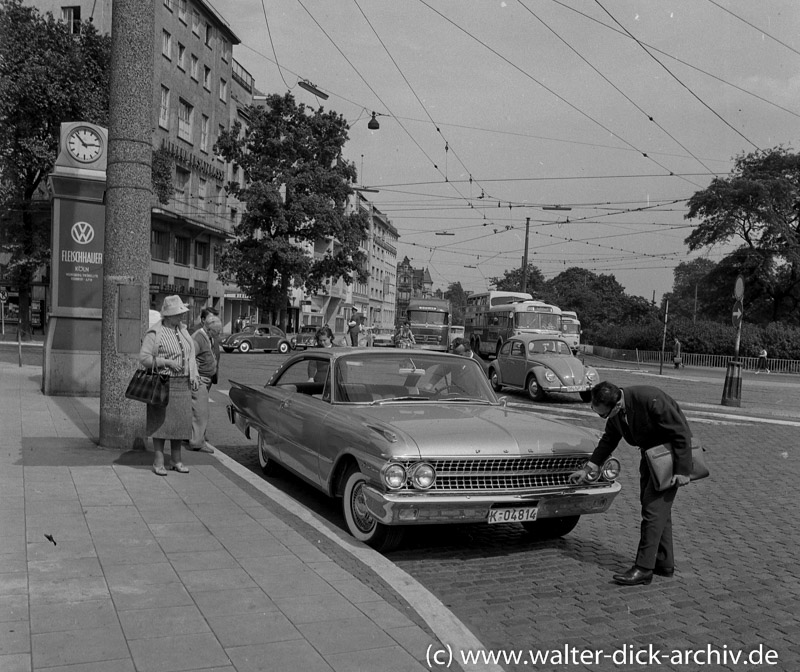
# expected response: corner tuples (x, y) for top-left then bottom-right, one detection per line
(399, 456), (588, 492)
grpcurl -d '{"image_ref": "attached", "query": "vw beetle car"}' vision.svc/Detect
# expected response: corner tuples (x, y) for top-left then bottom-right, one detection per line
(289, 325), (318, 350)
(227, 348), (620, 551)
(488, 334), (598, 402)
(221, 324), (291, 354)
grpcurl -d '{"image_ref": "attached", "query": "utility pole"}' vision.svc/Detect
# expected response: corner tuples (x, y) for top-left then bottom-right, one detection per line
(659, 299), (669, 375)
(521, 217), (530, 293)
(99, 0), (155, 448)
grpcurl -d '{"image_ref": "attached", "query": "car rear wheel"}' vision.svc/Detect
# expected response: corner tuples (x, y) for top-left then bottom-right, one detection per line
(342, 468), (404, 552)
(489, 368), (503, 392)
(527, 374), (546, 401)
(522, 515), (580, 539)
(579, 390), (592, 402)
(278, 341), (290, 354)
(238, 341), (252, 353)
(222, 347), (234, 354)
(257, 433), (280, 476)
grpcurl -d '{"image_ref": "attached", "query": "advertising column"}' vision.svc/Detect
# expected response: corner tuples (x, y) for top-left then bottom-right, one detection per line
(43, 122), (108, 395)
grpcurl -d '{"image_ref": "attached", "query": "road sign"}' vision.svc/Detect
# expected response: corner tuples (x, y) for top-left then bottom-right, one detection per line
(0, 290), (7, 303)
(734, 275), (745, 300)
(732, 299), (743, 329)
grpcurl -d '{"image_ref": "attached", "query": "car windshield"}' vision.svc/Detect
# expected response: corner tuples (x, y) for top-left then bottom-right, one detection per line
(332, 352), (496, 404)
(528, 340), (573, 355)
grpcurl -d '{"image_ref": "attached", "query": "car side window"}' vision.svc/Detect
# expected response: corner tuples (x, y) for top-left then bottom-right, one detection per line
(499, 341), (512, 356)
(274, 360), (314, 385)
(511, 342), (525, 357)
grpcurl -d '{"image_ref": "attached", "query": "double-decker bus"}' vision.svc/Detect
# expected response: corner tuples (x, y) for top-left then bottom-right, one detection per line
(560, 310), (581, 354)
(405, 297), (451, 351)
(465, 291), (562, 357)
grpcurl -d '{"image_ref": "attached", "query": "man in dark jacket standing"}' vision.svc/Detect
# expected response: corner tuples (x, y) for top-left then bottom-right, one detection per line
(570, 382), (693, 586)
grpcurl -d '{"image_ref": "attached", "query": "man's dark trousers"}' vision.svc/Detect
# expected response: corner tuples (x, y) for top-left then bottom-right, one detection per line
(636, 454), (678, 570)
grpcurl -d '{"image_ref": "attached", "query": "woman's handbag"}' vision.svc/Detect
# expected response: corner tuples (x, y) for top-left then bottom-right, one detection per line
(125, 364), (170, 407)
(645, 440), (709, 491)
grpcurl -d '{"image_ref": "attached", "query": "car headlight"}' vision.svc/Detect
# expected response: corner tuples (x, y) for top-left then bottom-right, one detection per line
(410, 462), (436, 489)
(382, 463), (406, 489)
(586, 369), (597, 381)
(543, 369), (556, 382)
(602, 458), (621, 481)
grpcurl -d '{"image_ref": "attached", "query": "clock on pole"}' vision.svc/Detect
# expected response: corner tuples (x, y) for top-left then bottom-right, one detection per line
(66, 126), (104, 163)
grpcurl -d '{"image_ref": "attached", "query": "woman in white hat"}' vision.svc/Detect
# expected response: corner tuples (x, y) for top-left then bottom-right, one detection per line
(139, 295), (201, 475)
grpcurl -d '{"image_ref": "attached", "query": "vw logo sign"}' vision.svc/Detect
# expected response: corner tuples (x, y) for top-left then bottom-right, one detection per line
(71, 221), (95, 245)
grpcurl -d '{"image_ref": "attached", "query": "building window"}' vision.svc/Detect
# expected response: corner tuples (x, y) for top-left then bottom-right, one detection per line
(61, 6), (81, 33)
(190, 54), (199, 80)
(205, 22), (213, 48)
(198, 177), (207, 205)
(150, 230), (170, 261)
(163, 0), (173, 11)
(159, 86), (170, 128)
(151, 273), (168, 289)
(177, 99), (193, 142)
(219, 78), (227, 103)
(195, 241), (209, 269)
(177, 0), (187, 23)
(177, 43), (186, 70)
(221, 39), (230, 62)
(162, 30), (172, 59)
(230, 207), (238, 222)
(194, 279), (208, 293)
(175, 237), (190, 266)
(203, 66), (211, 90)
(174, 276), (189, 292)
(217, 125), (225, 161)
(175, 167), (190, 196)
(200, 115), (209, 152)
(191, 9), (201, 35)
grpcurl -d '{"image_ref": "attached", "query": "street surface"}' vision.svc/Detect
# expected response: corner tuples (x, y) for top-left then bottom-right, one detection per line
(7, 343), (799, 671)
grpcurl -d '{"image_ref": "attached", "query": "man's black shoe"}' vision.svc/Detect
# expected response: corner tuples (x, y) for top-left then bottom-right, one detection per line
(612, 566), (653, 586)
(653, 566), (674, 577)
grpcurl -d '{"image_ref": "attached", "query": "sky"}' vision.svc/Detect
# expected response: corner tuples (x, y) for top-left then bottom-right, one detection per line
(207, 0), (800, 301)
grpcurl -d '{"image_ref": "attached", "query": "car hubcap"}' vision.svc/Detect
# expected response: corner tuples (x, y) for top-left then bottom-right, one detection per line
(350, 481), (375, 533)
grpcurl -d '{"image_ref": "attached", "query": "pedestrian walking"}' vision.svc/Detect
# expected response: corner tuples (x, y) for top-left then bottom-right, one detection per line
(308, 326), (334, 382)
(348, 309), (363, 346)
(188, 314), (222, 454)
(139, 295), (201, 476)
(756, 347), (769, 373)
(672, 338), (682, 369)
(569, 381), (693, 586)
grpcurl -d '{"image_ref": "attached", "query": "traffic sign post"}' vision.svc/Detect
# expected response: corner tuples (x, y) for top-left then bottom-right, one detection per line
(0, 289), (5, 336)
(722, 278), (745, 407)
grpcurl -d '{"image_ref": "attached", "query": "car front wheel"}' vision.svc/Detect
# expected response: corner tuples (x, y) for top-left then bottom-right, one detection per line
(527, 374), (546, 401)
(342, 468), (404, 552)
(522, 515), (580, 539)
(238, 341), (251, 353)
(278, 341), (290, 354)
(489, 368), (503, 392)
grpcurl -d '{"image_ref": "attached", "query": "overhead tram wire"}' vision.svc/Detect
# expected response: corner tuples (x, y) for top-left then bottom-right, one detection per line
(415, 0), (710, 190)
(516, 0), (714, 175)
(705, 0), (800, 60)
(550, 0), (800, 122)
(594, 0), (759, 151)
(294, 0), (484, 218)
(259, 0), (292, 90)
(352, 0), (499, 214)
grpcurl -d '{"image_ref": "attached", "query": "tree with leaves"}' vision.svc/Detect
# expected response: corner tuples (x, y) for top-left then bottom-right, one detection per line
(0, 0), (111, 335)
(444, 281), (468, 325)
(214, 93), (368, 319)
(685, 147), (800, 325)
(488, 264), (546, 295)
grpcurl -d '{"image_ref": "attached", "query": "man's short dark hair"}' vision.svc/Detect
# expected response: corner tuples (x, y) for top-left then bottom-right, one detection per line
(201, 306), (219, 320)
(590, 381), (621, 407)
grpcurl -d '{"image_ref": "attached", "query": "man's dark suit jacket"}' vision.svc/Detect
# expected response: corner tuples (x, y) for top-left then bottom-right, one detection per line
(589, 385), (693, 476)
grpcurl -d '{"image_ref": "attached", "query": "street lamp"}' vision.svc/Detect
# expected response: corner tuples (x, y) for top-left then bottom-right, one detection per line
(368, 112), (380, 130)
(297, 79), (329, 100)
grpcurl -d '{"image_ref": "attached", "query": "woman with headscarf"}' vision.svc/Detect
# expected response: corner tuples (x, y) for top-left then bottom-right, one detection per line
(139, 295), (201, 476)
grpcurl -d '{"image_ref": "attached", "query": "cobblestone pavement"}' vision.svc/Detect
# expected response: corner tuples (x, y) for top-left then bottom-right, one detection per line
(20, 347), (797, 672)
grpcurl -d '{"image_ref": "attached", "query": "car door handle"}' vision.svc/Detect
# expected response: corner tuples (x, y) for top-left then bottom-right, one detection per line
(280, 399), (291, 410)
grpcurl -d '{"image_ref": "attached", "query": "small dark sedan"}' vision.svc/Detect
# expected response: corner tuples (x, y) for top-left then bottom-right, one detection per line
(221, 324), (291, 354)
(488, 334), (598, 402)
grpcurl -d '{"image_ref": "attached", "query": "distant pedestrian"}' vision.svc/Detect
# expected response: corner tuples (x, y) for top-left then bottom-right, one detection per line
(308, 326), (334, 382)
(139, 295), (200, 476)
(756, 347), (769, 374)
(672, 338), (682, 369)
(348, 309), (363, 346)
(569, 382), (694, 586)
(188, 315), (222, 454)
(234, 315), (244, 333)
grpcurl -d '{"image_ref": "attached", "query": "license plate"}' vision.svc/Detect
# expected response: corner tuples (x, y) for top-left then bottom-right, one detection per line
(487, 507), (538, 524)
(563, 385), (584, 392)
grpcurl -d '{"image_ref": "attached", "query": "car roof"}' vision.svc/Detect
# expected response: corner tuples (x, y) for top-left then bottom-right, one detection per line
(511, 334), (569, 344)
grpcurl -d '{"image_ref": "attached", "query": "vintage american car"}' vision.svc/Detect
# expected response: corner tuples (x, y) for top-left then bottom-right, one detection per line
(227, 348), (620, 551)
(488, 334), (599, 402)
(220, 324), (292, 354)
(368, 327), (396, 347)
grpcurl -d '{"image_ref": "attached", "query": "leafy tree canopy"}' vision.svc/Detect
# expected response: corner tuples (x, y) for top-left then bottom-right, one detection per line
(215, 92), (369, 314)
(444, 281), (468, 325)
(685, 147), (800, 323)
(488, 264), (545, 294)
(0, 0), (110, 330)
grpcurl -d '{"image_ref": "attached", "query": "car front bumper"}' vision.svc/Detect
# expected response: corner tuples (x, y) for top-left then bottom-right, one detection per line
(362, 482), (621, 525)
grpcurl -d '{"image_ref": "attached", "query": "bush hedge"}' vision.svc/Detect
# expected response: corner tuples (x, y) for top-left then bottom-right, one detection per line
(591, 317), (800, 360)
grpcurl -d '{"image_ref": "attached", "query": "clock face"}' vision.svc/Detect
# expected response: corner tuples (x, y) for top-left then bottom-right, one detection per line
(66, 127), (103, 163)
